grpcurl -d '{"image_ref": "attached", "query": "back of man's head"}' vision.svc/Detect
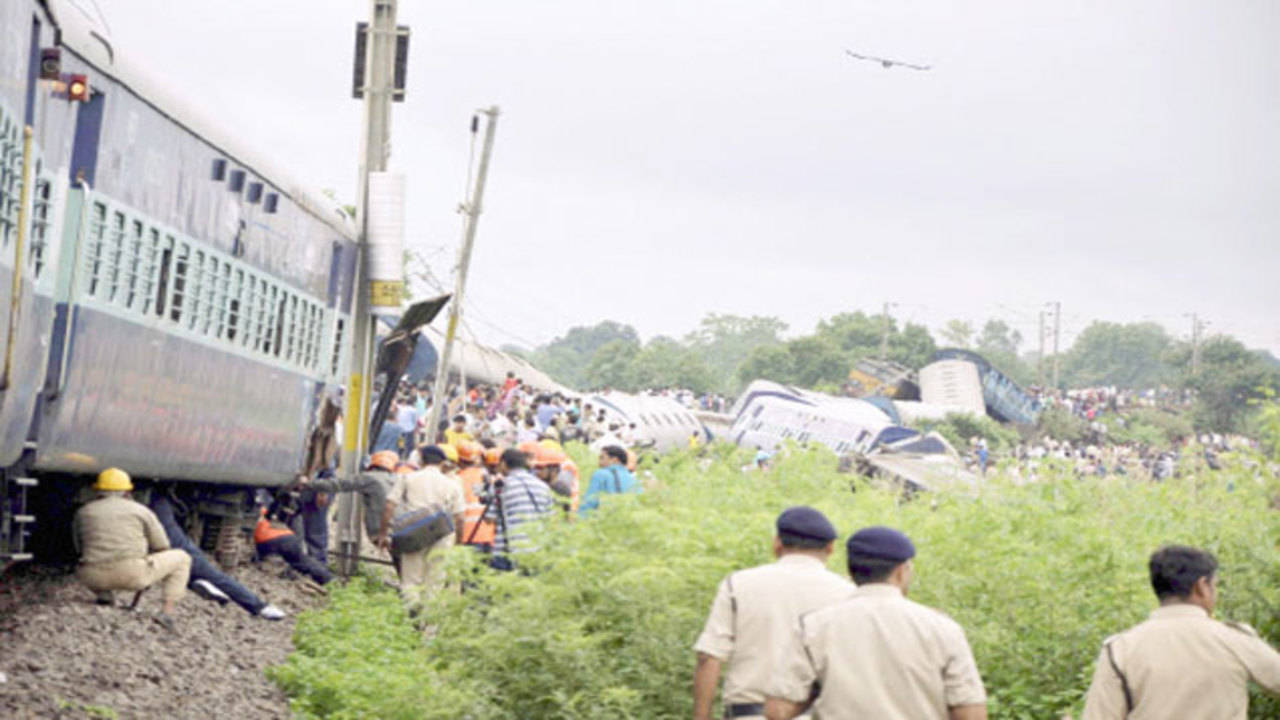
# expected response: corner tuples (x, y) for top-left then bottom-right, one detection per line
(601, 445), (628, 465)
(845, 526), (916, 585)
(502, 448), (529, 470)
(1149, 545), (1217, 601)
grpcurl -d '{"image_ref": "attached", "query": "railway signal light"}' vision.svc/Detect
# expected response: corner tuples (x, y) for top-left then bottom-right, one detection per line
(67, 74), (90, 102)
(39, 48), (61, 80)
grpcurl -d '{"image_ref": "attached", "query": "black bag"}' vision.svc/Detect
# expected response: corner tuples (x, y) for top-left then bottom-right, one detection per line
(390, 507), (454, 555)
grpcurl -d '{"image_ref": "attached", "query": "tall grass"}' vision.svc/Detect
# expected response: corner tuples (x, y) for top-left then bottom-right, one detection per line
(271, 443), (1280, 719)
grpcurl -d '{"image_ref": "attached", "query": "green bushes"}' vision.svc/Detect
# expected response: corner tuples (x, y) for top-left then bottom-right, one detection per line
(274, 446), (1280, 719)
(913, 412), (1022, 452)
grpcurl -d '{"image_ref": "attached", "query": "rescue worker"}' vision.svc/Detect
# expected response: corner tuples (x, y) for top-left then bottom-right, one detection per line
(693, 507), (853, 720)
(376, 445), (466, 605)
(72, 468), (192, 629)
(765, 526), (988, 720)
(486, 448), (554, 571)
(1081, 545), (1280, 719)
(254, 502), (334, 587)
(304, 450), (395, 545)
(456, 441), (496, 550)
(532, 445), (579, 518)
(149, 493), (286, 620)
(579, 445), (640, 517)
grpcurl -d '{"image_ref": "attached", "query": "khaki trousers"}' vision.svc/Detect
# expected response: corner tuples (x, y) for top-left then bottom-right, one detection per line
(397, 534), (454, 606)
(77, 550), (192, 605)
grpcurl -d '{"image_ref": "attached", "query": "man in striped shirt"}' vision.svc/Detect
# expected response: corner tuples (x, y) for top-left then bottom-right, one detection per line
(486, 448), (554, 571)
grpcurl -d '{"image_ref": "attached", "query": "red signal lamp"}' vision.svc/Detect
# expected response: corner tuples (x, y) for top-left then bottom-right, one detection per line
(67, 74), (90, 102)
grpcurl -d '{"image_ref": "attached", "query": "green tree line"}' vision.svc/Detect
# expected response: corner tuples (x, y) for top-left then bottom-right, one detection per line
(509, 312), (1280, 434)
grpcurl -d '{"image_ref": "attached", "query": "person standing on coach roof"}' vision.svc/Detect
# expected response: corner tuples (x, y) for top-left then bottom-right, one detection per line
(73, 468), (192, 630)
(692, 507), (853, 720)
(765, 526), (987, 720)
(1081, 545), (1280, 719)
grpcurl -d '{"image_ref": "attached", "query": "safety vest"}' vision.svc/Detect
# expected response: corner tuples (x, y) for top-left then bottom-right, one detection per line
(458, 465), (495, 545)
(561, 459), (581, 515)
(254, 516), (293, 544)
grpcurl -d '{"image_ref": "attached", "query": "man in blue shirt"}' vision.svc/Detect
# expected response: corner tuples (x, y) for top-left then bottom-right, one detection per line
(580, 445), (641, 517)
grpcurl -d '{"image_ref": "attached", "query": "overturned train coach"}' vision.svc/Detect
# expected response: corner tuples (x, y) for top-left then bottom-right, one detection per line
(1, 0), (357, 564)
(728, 380), (977, 491)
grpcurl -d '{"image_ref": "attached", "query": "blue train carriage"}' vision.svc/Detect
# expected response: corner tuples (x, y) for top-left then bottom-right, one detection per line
(931, 348), (1042, 426)
(2, 0), (359, 563)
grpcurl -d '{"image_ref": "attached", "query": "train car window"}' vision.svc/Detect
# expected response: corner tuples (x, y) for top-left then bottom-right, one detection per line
(246, 182), (263, 204)
(264, 193), (279, 214)
(227, 269), (243, 342)
(211, 158), (227, 181)
(83, 203), (107, 296)
(272, 290), (286, 358)
(155, 238), (172, 317)
(139, 228), (158, 314)
(308, 304), (322, 369)
(330, 317), (345, 376)
(0, 112), (18, 251)
(202, 254), (218, 335)
(169, 243), (189, 323)
(29, 175), (52, 278)
(123, 220), (143, 310)
(285, 294), (299, 363)
(105, 211), (127, 304)
(186, 250), (204, 331)
(228, 169), (246, 193)
(215, 261), (231, 338)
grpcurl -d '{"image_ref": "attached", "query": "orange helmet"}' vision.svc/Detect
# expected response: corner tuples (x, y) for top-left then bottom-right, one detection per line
(483, 447), (503, 467)
(456, 441), (483, 463)
(394, 462), (417, 474)
(532, 445), (568, 467)
(368, 450), (398, 472)
(517, 440), (539, 456)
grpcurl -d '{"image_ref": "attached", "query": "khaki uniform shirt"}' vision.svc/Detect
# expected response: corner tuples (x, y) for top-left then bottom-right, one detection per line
(770, 583), (986, 719)
(390, 466), (465, 517)
(694, 554), (854, 705)
(1081, 604), (1280, 720)
(72, 496), (170, 565)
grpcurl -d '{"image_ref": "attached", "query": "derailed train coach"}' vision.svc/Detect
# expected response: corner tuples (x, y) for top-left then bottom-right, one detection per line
(1, 0), (358, 563)
(728, 380), (977, 492)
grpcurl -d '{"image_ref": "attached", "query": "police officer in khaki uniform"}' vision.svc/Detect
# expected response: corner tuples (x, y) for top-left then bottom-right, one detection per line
(766, 526), (988, 720)
(376, 445), (466, 607)
(1081, 545), (1280, 719)
(73, 468), (192, 628)
(693, 506), (853, 720)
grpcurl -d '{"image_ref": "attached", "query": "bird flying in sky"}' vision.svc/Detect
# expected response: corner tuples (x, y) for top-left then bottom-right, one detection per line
(845, 49), (931, 71)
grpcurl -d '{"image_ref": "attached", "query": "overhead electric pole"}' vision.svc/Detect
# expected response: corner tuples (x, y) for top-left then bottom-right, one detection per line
(1051, 301), (1061, 389)
(424, 108), (501, 439)
(1187, 313), (1205, 375)
(336, 0), (402, 576)
(879, 302), (896, 361)
(1037, 309), (1045, 387)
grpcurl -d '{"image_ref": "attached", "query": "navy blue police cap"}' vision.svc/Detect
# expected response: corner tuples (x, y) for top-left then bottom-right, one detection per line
(418, 445), (447, 465)
(846, 526), (916, 562)
(776, 506), (838, 543)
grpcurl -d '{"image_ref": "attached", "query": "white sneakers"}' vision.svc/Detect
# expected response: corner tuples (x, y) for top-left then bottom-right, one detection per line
(258, 604), (286, 621)
(191, 579), (231, 605)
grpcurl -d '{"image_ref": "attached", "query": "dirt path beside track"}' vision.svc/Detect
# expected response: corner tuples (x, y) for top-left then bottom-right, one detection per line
(0, 559), (327, 719)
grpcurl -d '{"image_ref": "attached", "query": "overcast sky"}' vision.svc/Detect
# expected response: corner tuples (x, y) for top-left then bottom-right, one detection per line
(90, 0), (1280, 355)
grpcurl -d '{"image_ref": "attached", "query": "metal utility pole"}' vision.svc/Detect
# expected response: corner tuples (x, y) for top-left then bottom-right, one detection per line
(1051, 301), (1061, 389)
(424, 108), (500, 439)
(336, 0), (401, 576)
(1188, 313), (1204, 375)
(1037, 309), (1045, 387)
(879, 302), (896, 361)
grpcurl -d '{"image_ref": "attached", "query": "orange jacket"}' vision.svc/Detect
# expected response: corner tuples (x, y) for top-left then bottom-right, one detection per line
(254, 516), (293, 544)
(458, 466), (495, 545)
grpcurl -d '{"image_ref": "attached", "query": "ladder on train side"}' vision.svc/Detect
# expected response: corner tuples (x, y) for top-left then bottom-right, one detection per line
(1, 451), (37, 564)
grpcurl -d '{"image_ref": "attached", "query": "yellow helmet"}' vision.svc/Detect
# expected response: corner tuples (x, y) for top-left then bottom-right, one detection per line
(94, 467), (133, 491)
